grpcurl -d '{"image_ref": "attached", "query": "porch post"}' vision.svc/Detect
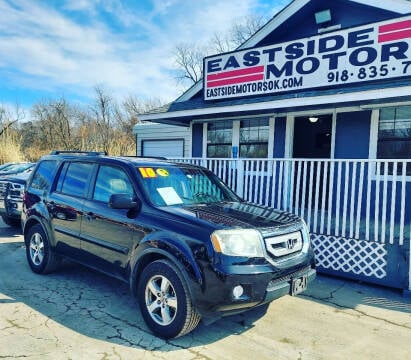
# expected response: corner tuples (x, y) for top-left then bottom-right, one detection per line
(236, 159), (244, 198)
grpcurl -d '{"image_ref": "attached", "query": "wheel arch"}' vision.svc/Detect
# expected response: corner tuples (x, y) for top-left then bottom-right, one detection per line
(23, 216), (52, 246)
(130, 247), (202, 309)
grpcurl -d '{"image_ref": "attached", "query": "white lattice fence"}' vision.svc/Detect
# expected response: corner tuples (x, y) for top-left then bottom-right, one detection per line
(172, 157), (410, 289)
(311, 233), (388, 279)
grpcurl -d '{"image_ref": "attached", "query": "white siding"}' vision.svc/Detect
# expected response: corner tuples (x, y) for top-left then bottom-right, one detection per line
(143, 139), (184, 157)
(133, 122), (191, 158)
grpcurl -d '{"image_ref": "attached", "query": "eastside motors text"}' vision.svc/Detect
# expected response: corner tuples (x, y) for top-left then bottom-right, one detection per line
(204, 16), (411, 100)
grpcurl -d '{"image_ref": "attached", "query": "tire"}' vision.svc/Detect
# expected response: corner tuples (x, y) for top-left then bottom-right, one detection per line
(1, 214), (20, 227)
(25, 224), (61, 274)
(137, 259), (201, 339)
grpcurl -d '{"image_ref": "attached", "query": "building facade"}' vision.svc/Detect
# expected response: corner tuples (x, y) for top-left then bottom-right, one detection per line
(139, 0), (411, 292)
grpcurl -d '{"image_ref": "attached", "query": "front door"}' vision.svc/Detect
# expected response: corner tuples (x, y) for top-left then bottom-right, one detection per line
(293, 115), (332, 159)
(292, 115), (332, 214)
(80, 165), (136, 279)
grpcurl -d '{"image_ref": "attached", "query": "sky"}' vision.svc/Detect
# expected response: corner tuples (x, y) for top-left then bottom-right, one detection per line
(0, 0), (291, 111)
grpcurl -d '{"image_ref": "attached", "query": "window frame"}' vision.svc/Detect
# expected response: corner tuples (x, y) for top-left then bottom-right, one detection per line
(206, 120), (233, 158)
(92, 164), (135, 204)
(29, 160), (59, 191)
(55, 161), (94, 199)
(369, 107), (411, 180)
(239, 117), (270, 159)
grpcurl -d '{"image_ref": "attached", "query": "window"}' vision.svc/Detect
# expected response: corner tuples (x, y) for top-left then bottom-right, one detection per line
(240, 118), (269, 158)
(207, 121), (232, 158)
(377, 106), (411, 175)
(136, 165), (238, 206)
(93, 166), (134, 203)
(58, 162), (93, 198)
(30, 160), (58, 191)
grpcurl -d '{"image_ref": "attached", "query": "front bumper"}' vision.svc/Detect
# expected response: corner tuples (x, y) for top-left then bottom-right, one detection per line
(215, 266), (315, 312)
(195, 261), (316, 321)
(0, 197), (23, 219)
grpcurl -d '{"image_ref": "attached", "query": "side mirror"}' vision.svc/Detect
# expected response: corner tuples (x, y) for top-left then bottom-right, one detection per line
(109, 194), (140, 210)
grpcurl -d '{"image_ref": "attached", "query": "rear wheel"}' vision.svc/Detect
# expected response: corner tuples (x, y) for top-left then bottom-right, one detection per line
(137, 259), (201, 339)
(25, 224), (61, 274)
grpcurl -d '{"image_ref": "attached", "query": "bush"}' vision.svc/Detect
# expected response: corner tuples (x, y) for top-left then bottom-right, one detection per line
(0, 130), (25, 164)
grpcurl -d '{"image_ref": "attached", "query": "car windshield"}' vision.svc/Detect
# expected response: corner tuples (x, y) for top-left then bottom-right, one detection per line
(136, 165), (239, 206)
(1, 163), (33, 173)
(0, 163), (14, 171)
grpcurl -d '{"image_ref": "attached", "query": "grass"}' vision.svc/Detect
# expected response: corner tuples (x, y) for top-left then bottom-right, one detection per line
(0, 129), (25, 164)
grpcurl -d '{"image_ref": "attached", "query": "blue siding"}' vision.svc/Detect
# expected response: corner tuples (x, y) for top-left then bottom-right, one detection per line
(335, 111), (371, 159)
(257, 0), (400, 47)
(192, 123), (203, 157)
(274, 117), (286, 157)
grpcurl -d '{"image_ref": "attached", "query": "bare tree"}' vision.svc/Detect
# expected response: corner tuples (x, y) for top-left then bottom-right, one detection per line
(209, 32), (232, 54)
(174, 43), (206, 85)
(173, 15), (267, 88)
(88, 85), (118, 154)
(30, 98), (77, 151)
(16, 89), (166, 159)
(229, 15), (266, 47)
(123, 95), (163, 117)
(0, 103), (25, 137)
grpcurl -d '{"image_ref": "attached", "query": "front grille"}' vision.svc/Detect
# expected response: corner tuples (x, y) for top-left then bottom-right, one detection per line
(265, 231), (303, 258)
(261, 224), (306, 261)
(0, 181), (25, 200)
(0, 181), (7, 198)
(8, 182), (24, 199)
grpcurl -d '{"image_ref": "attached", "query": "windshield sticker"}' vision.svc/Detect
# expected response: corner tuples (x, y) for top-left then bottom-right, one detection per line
(156, 168), (169, 177)
(139, 167), (157, 178)
(157, 187), (183, 205)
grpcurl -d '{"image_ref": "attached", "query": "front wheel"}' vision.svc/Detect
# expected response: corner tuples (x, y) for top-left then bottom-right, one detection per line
(137, 259), (201, 339)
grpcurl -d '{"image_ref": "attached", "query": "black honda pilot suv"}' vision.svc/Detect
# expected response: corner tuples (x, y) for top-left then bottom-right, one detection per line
(22, 151), (316, 339)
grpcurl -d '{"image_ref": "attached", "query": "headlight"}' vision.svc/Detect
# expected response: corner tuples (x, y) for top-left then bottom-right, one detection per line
(211, 229), (264, 257)
(300, 219), (311, 252)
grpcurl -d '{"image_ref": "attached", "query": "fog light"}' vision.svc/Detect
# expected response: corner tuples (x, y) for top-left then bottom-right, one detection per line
(232, 285), (244, 299)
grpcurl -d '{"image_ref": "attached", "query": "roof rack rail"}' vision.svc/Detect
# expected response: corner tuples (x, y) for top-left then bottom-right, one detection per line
(122, 155), (168, 160)
(50, 150), (107, 156)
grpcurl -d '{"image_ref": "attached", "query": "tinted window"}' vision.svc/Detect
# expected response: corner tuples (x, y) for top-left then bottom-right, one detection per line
(93, 166), (134, 203)
(31, 160), (58, 191)
(207, 121), (232, 158)
(378, 106), (411, 175)
(240, 118), (269, 158)
(60, 162), (93, 198)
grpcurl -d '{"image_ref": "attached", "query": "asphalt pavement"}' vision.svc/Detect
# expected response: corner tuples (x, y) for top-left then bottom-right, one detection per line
(0, 218), (410, 360)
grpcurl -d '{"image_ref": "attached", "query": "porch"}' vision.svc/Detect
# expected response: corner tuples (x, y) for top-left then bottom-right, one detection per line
(172, 157), (411, 291)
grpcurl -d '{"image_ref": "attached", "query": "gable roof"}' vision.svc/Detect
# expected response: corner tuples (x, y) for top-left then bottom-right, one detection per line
(176, 0), (411, 103)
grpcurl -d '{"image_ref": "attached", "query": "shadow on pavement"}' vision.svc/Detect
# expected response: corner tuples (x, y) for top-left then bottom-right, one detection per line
(0, 220), (409, 351)
(0, 221), (23, 238)
(302, 273), (411, 314)
(0, 236), (268, 350)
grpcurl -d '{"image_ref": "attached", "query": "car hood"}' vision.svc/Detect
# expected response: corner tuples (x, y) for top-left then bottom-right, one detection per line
(161, 202), (302, 230)
(0, 172), (30, 184)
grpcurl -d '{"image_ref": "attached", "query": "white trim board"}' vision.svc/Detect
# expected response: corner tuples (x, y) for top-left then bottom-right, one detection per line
(140, 86), (411, 122)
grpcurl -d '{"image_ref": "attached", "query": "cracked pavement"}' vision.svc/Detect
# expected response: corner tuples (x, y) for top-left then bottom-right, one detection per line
(0, 219), (410, 360)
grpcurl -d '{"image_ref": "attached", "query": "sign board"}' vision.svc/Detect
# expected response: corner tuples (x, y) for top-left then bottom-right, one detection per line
(203, 16), (411, 101)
